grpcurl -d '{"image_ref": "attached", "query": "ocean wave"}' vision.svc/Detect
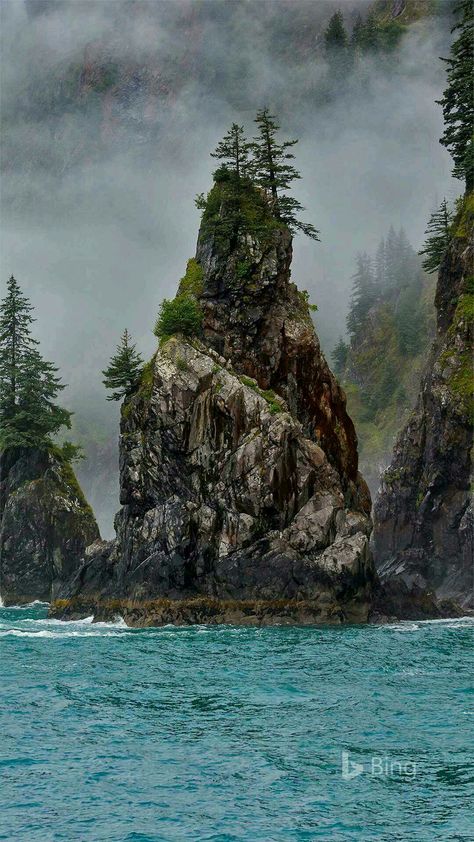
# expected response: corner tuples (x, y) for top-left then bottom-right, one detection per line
(0, 628), (127, 638)
(0, 612), (130, 638)
(380, 616), (474, 632)
(0, 599), (50, 610)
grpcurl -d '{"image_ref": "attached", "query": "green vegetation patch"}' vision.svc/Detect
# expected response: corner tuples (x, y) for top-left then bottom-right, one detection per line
(177, 258), (204, 298)
(175, 356), (189, 372)
(198, 171), (285, 252)
(240, 375), (284, 414)
(440, 292), (474, 417)
(154, 296), (203, 342)
(50, 445), (94, 517)
(452, 192), (474, 239)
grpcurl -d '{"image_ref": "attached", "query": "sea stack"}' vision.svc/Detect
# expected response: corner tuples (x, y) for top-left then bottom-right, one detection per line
(51, 174), (375, 626)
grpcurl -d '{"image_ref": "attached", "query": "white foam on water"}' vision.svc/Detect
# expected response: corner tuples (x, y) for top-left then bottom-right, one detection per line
(380, 622), (420, 632)
(92, 616), (128, 628)
(0, 610), (130, 638)
(0, 628), (127, 638)
(0, 600), (51, 610)
(379, 616), (474, 633)
(417, 616), (474, 627)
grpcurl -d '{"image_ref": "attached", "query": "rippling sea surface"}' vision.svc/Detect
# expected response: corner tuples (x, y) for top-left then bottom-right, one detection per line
(1, 605), (473, 841)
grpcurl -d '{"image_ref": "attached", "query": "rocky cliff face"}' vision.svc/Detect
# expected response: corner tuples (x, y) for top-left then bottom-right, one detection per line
(197, 222), (364, 490)
(0, 447), (99, 605)
(373, 195), (473, 608)
(51, 199), (377, 626)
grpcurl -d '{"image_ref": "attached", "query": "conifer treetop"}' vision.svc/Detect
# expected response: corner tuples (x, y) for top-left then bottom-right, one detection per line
(210, 123), (251, 179)
(419, 198), (454, 274)
(0, 275), (72, 450)
(250, 108), (320, 240)
(102, 328), (143, 402)
(325, 10), (348, 49)
(437, 0), (474, 189)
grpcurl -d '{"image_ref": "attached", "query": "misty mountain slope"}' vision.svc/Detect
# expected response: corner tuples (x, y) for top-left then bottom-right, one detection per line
(333, 228), (436, 495)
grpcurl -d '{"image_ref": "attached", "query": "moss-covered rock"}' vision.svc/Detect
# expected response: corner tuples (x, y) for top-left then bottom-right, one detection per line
(0, 447), (99, 604)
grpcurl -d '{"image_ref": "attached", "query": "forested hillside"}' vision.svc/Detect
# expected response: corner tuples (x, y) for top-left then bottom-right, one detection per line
(332, 227), (436, 494)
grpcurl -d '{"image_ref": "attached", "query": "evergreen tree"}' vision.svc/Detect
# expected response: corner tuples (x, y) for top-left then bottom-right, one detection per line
(102, 329), (143, 402)
(395, 283), (426, 356)
(351, 14), (365, 50)
(419, 199), (454, 273)
(358, 13), (379, 52)
(251, 109), (320, 240)
(0, 275), (71, 449)
(324, 10), (352, 83)
(374, 237), (386, 288)
(325, 10), (347, 49)
(396, 227), (419, 285)
(437, 0), (474, 189)
(384, 225), (399, 288)
(210, 123), (251, 179)
(332, 336), (349, 376)
(346, 253), (378, 342)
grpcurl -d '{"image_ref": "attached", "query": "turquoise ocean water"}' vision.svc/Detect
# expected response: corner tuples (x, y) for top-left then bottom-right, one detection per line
(1, 604), (473, 841)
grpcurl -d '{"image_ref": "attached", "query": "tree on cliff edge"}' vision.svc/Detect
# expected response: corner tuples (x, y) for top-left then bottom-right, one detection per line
(438, 0), (474, 190)
(419, 199), (454, 274)
(0, 275), (71, 449)
(251, 109), (320, 240)
(102, 329), (143, 402)
(211, 123), (251, 179)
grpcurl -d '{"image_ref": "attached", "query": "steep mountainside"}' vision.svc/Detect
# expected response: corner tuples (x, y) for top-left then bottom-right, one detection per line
(373, 194), (473, 607)
(335, 230), (436, 495)
(0, 447), (99, 605)
(51, 182), (376, 626)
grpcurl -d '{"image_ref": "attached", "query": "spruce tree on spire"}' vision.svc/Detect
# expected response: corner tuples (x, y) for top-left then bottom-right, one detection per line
(211, 123), (251, 179)
(437, 0), (474, 189)
(102, 329), (143, 402)
(251, 108), (320, 240)
(0, 275), (71, 449)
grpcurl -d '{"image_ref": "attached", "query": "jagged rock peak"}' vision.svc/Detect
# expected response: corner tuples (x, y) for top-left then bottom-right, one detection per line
(194, 176), (367, 503)
(50, 176), (375, 626)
